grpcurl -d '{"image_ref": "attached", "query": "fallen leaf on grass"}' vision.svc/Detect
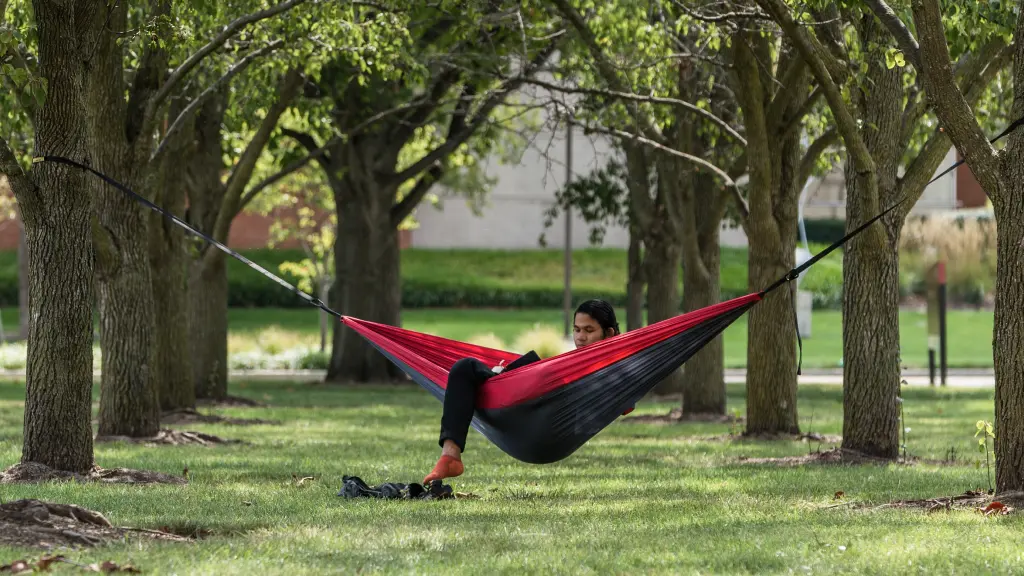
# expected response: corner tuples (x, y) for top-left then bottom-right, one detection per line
(35, 556), (65, 570)
(455, 492), (480, 499)
(0, 560), (31, 574)
(1, 555), (69, 573)
(833, 491), (845, 500)
(981, 501), (1011, 516)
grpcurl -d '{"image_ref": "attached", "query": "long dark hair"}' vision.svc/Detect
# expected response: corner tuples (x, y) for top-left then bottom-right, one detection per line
(574, 299), (620, 336)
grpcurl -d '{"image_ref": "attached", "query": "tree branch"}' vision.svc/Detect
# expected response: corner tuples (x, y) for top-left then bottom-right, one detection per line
(910, 0), (1001, 197)
(781, 85), (823, 141)
(385, 39), (558, 188)
(281, 128), (333, 173)
(389, 66), (464, 144)
(0, 136), (37, 214)
(216, 67), (305, 237)
(549, 0), (666, 142)
(520, 76), (747, 145)
(141, 0), (307, 139)
(863, 0), (922, 71)
(755, 0), (875, 176)
(239, 137), (339, 213)
(151, 41), (281, 164)
(575, 120), (738, 189)
(798, 128), (838, 190)
(669, 0), (770, 23)
(766, 51), (808, 136)
(390, 164), (443, 227)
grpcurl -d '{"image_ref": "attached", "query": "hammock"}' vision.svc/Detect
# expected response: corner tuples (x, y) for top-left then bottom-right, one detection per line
(37, 117), (1019, 464)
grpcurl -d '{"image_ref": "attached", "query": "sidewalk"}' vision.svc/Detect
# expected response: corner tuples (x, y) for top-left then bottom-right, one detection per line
(0, 368), (995, 388)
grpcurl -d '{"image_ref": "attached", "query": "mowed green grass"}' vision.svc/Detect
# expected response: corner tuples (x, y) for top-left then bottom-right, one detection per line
(229, 307), (996, 369)
(1, 380), (1022, 573)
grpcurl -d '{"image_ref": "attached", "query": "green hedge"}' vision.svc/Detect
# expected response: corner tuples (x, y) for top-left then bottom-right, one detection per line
(0, 245), (847, 310)
(800, 219), (847, 245)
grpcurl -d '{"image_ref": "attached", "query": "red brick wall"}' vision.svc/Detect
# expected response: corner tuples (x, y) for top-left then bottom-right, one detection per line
(956, 151), (987, 209)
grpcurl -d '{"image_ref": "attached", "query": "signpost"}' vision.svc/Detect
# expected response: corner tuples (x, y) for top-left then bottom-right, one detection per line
(926, 261), (948, 386)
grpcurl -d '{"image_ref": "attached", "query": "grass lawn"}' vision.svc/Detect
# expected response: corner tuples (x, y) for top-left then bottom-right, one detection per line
(0, 380), (1019, 573)
(228, 307), (996, 369)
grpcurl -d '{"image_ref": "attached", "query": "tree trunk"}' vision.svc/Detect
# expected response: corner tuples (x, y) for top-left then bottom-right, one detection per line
(745, 243), (799, 434)
(93, 196), (159, 437)
(327, 159), (403, 383)
(993, 161), (1024, 492)
(626, 224), (645, 332)
(681, 232), (724, 415)
(149, 127), (193, 411)
(190, 256), (229, 399)
(841, 21), (903, 458)
(645, 239), (684, 395)
(733, 33), (802, 435)
(19, 0), (96, 472)
(17, 220), (29, 339)
(85, 0), (159, 438)
(185, 91), (230, 400)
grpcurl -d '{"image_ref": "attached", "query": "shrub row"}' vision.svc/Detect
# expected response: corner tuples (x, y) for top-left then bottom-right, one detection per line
(0, 243), (851, 310)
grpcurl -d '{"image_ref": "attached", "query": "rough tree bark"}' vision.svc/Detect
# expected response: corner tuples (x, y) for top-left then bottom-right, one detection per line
(3, 0), (99, 472)
(17, 218), (28, 339)
(150, 102), (194, 411)
(86, 2), (160, 437)
(840, 18), (904, 457)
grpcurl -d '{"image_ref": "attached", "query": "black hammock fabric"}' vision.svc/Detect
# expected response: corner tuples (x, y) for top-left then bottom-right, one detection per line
(33, 116), (1021, 466)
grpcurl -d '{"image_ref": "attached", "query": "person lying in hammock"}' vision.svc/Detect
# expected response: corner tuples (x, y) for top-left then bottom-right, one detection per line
(423, 299), (625, 484)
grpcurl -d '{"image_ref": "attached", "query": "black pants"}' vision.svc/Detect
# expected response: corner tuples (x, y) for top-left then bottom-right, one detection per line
(438, 357), (496, 452)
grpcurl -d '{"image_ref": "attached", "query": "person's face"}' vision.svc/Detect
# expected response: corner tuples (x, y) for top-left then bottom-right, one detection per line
(573, 312), (611, 348)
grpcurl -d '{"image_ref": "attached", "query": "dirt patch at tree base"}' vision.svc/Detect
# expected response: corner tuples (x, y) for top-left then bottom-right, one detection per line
(736, 447), (897, 466)
(196, 395), (266, 408)
(95, 429), (244, 446)
(161, 408), (277, 426)
(0, 499), (193, 550)
(0, 462), (188, 485)
(736, 447), (977, 467)
(702, 431), (843, 444)
(627, 408), (744, 425)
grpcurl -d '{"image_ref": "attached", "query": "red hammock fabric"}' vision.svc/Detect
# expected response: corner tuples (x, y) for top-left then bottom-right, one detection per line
(341, 292), (761, 410)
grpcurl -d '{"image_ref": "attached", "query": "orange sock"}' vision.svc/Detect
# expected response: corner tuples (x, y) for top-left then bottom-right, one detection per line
(423, 454), (464, 484)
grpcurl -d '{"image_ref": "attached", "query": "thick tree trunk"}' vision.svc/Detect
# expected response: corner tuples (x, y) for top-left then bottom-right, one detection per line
(681, 234), (724, 415)
(86, 1), (159, 438)
(745, 242), (799, 434)
(841, 23), (903, 458)
(626, 224), (645, 332)
(150, 131), (193, 411)
(19, 0), (96, 472)
(645, 239), (684, 395)
(94, 201), (159, 437)
(994, 163), (1024, 493)
(186, 91), (230, 400)
(17, 221), (28, 339)
(840, 216), (901, 455)
(190, 256), (229, 399)
(327, 160), (403, 383)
